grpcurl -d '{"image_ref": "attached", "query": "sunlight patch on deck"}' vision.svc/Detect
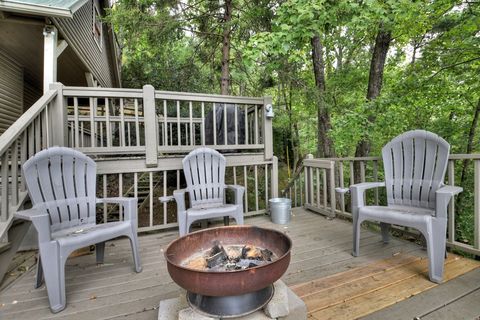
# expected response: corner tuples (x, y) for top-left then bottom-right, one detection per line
(291, 253), (480, 320)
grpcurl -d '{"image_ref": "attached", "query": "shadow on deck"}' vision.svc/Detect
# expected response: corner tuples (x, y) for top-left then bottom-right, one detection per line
(0, 208), (479, 320)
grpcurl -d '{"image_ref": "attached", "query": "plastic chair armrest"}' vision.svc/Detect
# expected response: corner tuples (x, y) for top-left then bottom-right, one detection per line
(15, 207), (51, 242)
(173, 189), (187, 212)
(97, 197), (138, 221)
(436, 186), (463, 219)
(226, 185), (245, 205)
(350, 182), (385, 209)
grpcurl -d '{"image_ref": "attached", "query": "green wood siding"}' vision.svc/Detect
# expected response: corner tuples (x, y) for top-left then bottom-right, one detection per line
(0, 50), (23, 134)
(52, 0), (117, 87)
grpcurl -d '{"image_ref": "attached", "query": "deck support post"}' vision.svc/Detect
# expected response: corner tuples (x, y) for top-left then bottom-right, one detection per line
(263, 96), (273, 160)
(328, 160), (336, 217)
(143, 85), (158, 167)
(43, 25), (58, 93)
(49, 83), (67, 147)
(272, 156), (278, 198)
(475, 160), (480, 250)
(305, 154), (314, 205)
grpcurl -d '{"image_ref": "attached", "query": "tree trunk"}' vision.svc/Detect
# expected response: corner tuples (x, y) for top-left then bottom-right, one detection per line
(354, 23), (392, 160)
(311, 33), (334, 158)
(460, 97), (480, 186)
(282, 79), (301, 171)
(220, 0), (232, 95)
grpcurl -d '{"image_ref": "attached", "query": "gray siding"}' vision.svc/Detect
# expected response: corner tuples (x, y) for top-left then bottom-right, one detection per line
(23, 81), (42, 112)
(52, 0), (118, 87)
(0, 50), (23, 134)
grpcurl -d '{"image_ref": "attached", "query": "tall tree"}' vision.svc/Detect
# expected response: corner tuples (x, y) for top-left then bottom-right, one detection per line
(311, 33), (334, 157)
(220, 0), (233, 95)
(355, 23), (392, 158)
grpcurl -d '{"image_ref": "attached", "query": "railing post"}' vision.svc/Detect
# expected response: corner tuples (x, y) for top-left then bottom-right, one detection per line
(143, 85), (158, 167)
(271, 156), (278, 198)
(329, 160), (336, 217)
(49, 82), (67, 146)
(475, 160), (480, 250)
(448, 160), (455, 244)
(43, 25), (58, 93)
(263, 96), (273, 160)
(305, 154), (314, 205)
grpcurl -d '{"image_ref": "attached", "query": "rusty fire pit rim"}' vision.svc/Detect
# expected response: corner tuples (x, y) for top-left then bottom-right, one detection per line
(164, 225), (292, 274)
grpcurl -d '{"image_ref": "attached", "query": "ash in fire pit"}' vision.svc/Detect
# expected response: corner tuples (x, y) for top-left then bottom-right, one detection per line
(184, 240), (275, 271)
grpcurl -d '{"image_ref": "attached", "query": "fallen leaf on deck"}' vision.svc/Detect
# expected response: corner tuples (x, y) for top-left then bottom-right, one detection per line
(90, 295), (97, 300)
(18, 266), (28, 272)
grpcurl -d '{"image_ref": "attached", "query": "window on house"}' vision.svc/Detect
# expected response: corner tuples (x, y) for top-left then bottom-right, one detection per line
(93, 3), (103, 50)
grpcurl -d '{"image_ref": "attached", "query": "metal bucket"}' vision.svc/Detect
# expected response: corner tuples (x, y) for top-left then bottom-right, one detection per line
(269, 198), (292, 224)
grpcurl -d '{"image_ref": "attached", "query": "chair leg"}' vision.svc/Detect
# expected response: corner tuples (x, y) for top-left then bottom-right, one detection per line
(40, 246), (67, 313)
(426, 219), (447, 284)
(178, 212), (187, 237)
(96, 242), (105, 264)
(34, 254), (44, 289)
(380, 223), (391, 244)
(235, 210), (244, 225)
(352, 214), (361, 257)
(128, 229), (143, 273)
(185, 219), (193, 236)
(223, 216), (230, 226)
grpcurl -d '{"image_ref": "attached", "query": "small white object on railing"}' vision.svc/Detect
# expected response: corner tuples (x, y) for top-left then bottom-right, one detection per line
(159, 195), (174, 203)
(335, 187), (350, 194)
(265, 104), (274, 118)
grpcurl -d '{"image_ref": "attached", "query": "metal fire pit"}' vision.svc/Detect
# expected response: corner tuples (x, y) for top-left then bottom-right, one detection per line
(164, 226), (292, 318)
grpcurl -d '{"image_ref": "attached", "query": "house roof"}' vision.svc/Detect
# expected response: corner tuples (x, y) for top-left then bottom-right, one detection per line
(0, 0), (88, 18)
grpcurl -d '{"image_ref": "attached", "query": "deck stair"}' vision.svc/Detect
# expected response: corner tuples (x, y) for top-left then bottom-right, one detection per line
(0, 219), (31, 286)
(107, 172), (163, 219)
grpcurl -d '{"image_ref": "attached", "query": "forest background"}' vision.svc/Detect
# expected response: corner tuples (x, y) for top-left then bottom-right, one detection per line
(106, 0), (480, 245)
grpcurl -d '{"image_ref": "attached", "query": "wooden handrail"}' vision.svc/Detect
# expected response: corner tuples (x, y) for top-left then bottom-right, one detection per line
(155, 90), (264, 105)
(62, 86), (265, 104)
(317, 154), (480, 162)
(0, 89), (57, 155)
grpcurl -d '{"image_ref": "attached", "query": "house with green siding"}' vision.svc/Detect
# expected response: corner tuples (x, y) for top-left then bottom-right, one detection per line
(0, 0), (121, 134)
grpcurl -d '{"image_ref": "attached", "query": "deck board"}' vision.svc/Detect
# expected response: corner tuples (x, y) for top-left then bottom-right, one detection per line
(308, 255), (479, 320)
(363, 267), (480, 320)
(0, 208), (447, 320)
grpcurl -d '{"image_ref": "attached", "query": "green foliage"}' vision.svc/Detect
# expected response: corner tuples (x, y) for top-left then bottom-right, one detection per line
(108, 0), (480, 243)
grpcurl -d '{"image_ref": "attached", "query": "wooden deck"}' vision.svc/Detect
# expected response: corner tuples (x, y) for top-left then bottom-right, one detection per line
(0, 208), (478, 320)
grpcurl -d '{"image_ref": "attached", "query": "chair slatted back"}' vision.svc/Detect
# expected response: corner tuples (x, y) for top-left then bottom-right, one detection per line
(183, 148), (226, 209)
(23, 147), (97, 232)
(382, 130), (450, 210)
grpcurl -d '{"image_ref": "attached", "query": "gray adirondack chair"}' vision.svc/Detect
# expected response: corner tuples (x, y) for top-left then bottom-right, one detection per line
(14, 147), (142, 313)
(351, 130), (462, 283)
(168, 147), (245, 237)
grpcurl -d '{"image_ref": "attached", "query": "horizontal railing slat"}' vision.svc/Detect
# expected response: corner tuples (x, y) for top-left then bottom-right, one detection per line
(63, 87), (143, 98)
(154, 91), (264, 105)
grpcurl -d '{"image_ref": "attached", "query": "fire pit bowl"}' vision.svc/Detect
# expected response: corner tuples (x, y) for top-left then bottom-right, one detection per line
(164, 225), (292, 297)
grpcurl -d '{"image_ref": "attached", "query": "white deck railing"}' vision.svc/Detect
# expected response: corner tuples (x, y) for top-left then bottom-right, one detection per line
(0, 87), (65, 240)
(0, 84), (277, 236)
(283, 154), (480, 256)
